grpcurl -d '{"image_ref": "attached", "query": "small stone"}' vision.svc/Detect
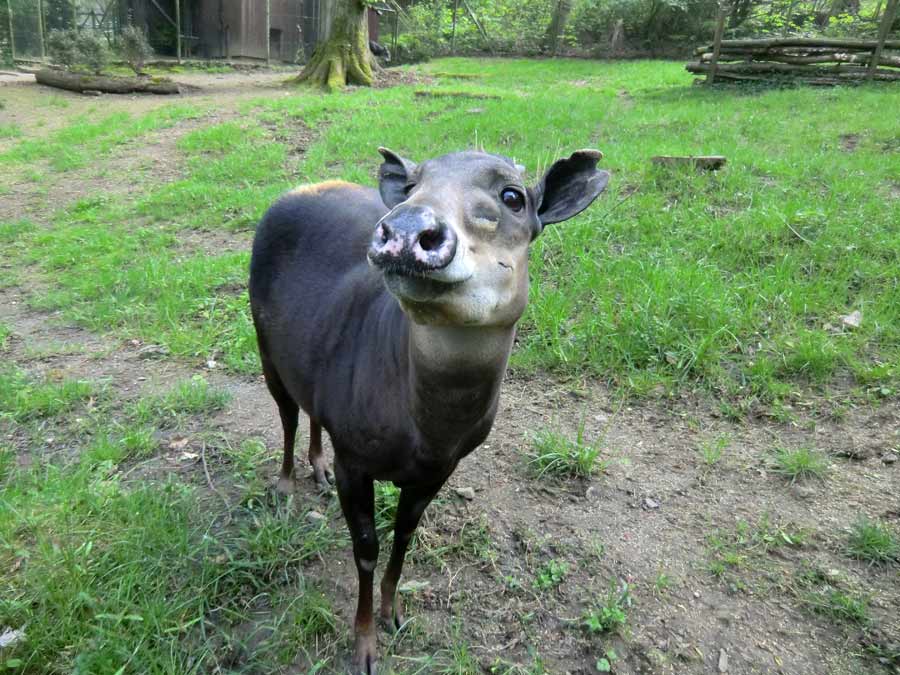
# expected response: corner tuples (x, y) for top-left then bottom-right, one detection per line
(791, 484), (815, 500)
(0, 627), (26, 649)
(306, 510), (326, 524)
(718, 648), (729, 672)
(454, 487), (475, 501)
(82, 89), (102, 96)
(882, 452), (897, 465)
(585, 485), (600, 500)
(693, 591), (701, 599)
(466, 107), (485, 114)
(841, 310), (862, 329)
(206, 359), (217, 369)
(643, 497), (660, 510)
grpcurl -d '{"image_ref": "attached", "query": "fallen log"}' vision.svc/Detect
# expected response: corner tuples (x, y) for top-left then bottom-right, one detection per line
(694, 37), (900, 55)
(698, 51), (900, 67)
(686, 61), (900, 80)
(651, 155), (727, 171)
(35, 68), (182, 95)
(413, 90), (501, 100)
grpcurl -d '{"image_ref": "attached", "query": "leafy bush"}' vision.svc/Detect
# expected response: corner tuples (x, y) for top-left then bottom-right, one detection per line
(117, 25), (154, 75)
(47, 28), (108, 74)
(76, 32), (109, 74)
(47, 29), (81, 69)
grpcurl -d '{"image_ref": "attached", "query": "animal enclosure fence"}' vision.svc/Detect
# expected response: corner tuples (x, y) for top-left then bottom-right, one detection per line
(0, 0), (352, 64)
(692, 0), (900, 83)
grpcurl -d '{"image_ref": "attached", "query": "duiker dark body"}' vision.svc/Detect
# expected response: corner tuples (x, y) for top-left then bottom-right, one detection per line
(249, 149), (608, 674)
(250, 182), (498, 485)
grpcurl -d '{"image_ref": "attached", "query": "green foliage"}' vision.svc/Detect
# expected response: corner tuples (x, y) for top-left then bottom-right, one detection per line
(47, 28), (81, 69)
(117, 25), (154, 75)
(583, 582), (631, 634)
(845, 519), (899, 564)
(771, 446), (829, 482)
(75, 31), (109, 74)
(534, 559), (569, 589)
(0, 367), (94, 422)
(525, 421), (606, 479)
(47, 28), (108, 74)
(133, 376), (231, 424)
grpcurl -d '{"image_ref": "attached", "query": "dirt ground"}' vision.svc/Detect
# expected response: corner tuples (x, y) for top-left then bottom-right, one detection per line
(1, 69), (899, 675)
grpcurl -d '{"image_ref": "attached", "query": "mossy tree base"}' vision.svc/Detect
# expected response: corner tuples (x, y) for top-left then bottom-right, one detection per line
(293, 0), (374, 91)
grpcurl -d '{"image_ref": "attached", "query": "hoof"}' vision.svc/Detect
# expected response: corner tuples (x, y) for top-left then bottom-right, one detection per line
(312, 464), (335, 492)
(379, 600), (406, 633)
(275, 475), (296, 495)
(351, 632), (378, 675)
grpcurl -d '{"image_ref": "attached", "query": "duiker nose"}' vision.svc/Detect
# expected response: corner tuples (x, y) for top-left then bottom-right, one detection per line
(368, 206), (457, 272)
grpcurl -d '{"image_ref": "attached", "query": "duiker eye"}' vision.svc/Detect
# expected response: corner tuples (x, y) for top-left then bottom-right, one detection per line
(501, 188), (525, 212)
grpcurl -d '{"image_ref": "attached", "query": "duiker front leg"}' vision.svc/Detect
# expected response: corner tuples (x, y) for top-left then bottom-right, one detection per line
(379, 482), (443, 630)
(334, 462), (380, 674)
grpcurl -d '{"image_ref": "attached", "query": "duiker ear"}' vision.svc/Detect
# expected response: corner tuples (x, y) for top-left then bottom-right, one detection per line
(378, 147), (417, 209)
(532, 149), (610, 227)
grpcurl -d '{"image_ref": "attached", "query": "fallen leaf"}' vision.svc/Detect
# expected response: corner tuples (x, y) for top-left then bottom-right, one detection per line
(168, 437), (189, 451)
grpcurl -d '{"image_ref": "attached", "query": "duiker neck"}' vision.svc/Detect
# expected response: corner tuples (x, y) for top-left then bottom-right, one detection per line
(406, 322), (515, 445)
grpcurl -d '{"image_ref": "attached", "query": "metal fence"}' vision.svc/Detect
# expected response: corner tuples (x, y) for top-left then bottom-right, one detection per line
(0, 0), (357, 64)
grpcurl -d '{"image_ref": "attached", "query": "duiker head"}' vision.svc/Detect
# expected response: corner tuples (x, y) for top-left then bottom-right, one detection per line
(368, 148), (609, 327)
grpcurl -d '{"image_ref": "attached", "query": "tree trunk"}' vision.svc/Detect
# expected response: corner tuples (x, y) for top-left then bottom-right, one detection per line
(542, 0), (573, 55)
(294, 0), (373, 91)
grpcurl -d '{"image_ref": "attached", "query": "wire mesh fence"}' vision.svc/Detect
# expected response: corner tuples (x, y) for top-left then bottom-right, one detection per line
(0, 0), (336, 65)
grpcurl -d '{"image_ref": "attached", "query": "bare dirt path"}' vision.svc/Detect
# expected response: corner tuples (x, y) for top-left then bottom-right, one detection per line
(1, 70), (898, 675)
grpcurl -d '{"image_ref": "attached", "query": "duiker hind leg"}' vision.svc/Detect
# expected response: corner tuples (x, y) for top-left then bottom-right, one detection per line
(261, 357), (300, 495)
(308, 420), (334, 491)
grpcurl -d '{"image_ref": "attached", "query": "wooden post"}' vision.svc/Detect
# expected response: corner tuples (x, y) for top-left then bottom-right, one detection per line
(7, 0), (15, 62)
(450, 0), (459, 54)
(265, 0), (271, 64)
(868, 0), (899, 79)
(707, 2), (728, 84)
(175, 0), (181, 62)
(37, 0), (46, 60)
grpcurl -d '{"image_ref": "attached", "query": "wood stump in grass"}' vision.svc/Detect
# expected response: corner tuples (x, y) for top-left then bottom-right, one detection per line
(293, 0), (374, 91)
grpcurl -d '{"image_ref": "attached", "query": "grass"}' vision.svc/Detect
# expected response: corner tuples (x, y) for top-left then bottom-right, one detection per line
(0, 123), (22, 139)
(533, 558), (569, 590)
(796, 567), (871, 626)
(0, 367), (95, 422)
(133, 376), (231, 424)
(2, 57), (900, 673)
(525, 422), (606, 478)
(845, 518), (899, 564)
(1, 59), (897, 404)
(582, 582), (631, 635)
(771, 446), (829, 482)
(698, 433), (730, 467)
(0, 105), (201, 171)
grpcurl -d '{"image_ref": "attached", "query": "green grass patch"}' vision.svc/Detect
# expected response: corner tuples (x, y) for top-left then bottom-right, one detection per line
(0, 105), (202, 171)
(133, 376), (230, 424)
(524, 421), (606, 479)
(533, 558), (569, 590)
(845, 518), (899, 564)
(771, 446), (829, 482)
(583, 582), (632, 635)
(4, 58), (899, 401)
(0, 367), (95, 422)
(0, 446), (345, 673)
(0, 123), (22, 139)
